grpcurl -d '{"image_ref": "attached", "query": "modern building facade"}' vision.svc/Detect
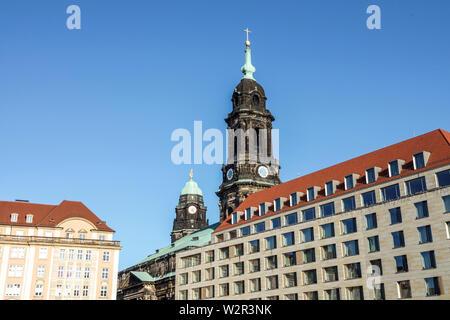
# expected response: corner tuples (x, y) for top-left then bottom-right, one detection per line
(0, 200), (121, 300)
(117, 173), (216, 300)
(175, 129), (450, 300)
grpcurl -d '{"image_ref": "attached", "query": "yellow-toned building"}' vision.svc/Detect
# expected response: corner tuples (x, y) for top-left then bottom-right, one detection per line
(0, 200), (121, 300)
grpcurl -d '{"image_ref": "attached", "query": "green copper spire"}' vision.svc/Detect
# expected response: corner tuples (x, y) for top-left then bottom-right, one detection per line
(241, 28), (256, 80)
(180, 169), (203, 196)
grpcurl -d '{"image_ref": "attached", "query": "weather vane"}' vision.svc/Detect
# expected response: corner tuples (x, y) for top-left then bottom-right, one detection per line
(189, 168), (193, 180)
(244, 28), (251, 47)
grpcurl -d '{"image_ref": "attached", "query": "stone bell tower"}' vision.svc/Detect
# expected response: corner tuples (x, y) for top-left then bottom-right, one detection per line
(171, 170), (208, 243)
(216, 30), (281, 222)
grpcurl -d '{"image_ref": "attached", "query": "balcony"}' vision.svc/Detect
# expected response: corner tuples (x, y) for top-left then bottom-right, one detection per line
(0, 235), (121, 247)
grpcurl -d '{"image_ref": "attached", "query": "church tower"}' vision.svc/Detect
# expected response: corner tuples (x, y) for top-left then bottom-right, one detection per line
(216, 30), (281, 222)
(171, 170), (208, 243)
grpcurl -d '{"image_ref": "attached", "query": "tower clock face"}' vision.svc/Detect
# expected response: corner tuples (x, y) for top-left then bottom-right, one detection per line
(258, 165), (269, 178)
(226, 168), (234, 180)
(188, 205), (197, 214)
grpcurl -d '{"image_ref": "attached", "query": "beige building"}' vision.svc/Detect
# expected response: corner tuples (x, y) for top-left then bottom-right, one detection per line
(175, 129), (450, 300)
(0, 200), (121, 300)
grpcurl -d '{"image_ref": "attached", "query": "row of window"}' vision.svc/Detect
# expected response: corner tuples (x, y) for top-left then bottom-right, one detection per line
(55, 266), (109, 279)
(1, 247), (111, 262)
(229, 169), (449, 228)
(180, 247), (438, 286)
(4, 283), (108, 298)
(180, 276), (441, 300)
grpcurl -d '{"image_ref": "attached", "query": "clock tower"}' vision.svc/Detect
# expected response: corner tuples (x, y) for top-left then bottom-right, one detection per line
(216, 31), (281, 222)
(171, 170), (208, 243)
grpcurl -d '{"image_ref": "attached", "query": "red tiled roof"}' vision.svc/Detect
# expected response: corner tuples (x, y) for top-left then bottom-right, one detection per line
(0, 200), (114, 232)
(215, 129), (450, 232)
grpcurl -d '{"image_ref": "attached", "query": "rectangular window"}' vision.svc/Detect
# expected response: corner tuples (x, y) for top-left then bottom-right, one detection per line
(77, 250), (83, 260)
(341, 218), (357, 234)
(320, 223), (335, 239)
(59, 249), (65, 260)
(381, 184), (401, 202)
(389, 161), (400, 177)
(271, 217), (281, 229)
(325, 181), (334, 196)
(394, 255), (408, 272)
(73, 285), (79, 297)
(290, 193), (298, 206)
(324, 288), (340, 300)
(39, 248), (48, 259)
(274, 198), (281, 211)
(283, 252), (296, 267)
(285, 213), (298, 226)
(249, 240), (260, 253)
(219, 284), (229, 297)
(265, 236), (277, 250)
(415, 201), (429, 219)
(245, 208), (251, 220)
(362, 190), (376, 207)
(219, 247), (229, 259)
(302, 248), (315, 264)
(249, 278), (261, 292)
(345, 175), (354, 190)
(11, 247), (25, 259)
(321, 244), (336, 260)
(414, 153), (425, 169)
(392, 231), (405, 248)
(82, 285), (89, 297)
(303, 269), (317, 285)
(100, 285), (107, 298)
(342, 196), (356, 212)
(406, 177), (427, 195)
(368, 236), (380, 252)
(366, 168), (376, 183)
(254, 222), (265, 233)
(66, 266), (72, 278)
(343, 240), (359, 256)
(101, 268), (109, 279)
(34, 284), (43, 297)
(233, 262), (244, 276)
(193, 271), (201, 283)
(37, 266), (45, 278)
(365, 213), (378, 230)
(370, 259), (383, 275)
(68, 249), (74, 260)
(344, 262), (361, 279)
(26, 214), (33, 223)
(249, 259), (260, 272)
(389, 207), (402, 224)
(231, 212), (238, 224)
(421, 251), (436, 269)
(282, 232), (295, 246)
(320, 202), (335, 217)
(442, 195), (450, 213)
(284, 273), (297, 288)
(418, 225), (433, 243)
(307, 187), (315, 201)
(398, 280), (411, 299)
(266, 275), (278, 290)
(103, 251), (110, 262)
(304, 291), (319, 300)
(301, 227), (314, 243)
(85, 250), (91, 261)
(234, 244), (243, 257)
(347, 286), (364, 300)
(84, 267), (90, 279)
(425, 277), (441, 296)
(302, 207), (316, 221)
(57, 266), (64, 278)
(10, 214), (18, 223)
(219, 265), (229, 278)
(205, 250), (214, 263)
(240, 226), (250, 236)
(259, 203), (266, 216)
(265, 255), (277, 270)
(323, 266), (339, 282)
(75, 267), (81, 278)
(436, 169), (450, 187)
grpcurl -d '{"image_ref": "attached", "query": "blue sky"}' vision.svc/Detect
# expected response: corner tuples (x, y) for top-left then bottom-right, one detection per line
(0, 0), (449, 269)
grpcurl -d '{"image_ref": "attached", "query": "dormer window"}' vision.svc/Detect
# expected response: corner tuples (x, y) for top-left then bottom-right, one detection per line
(413, 152), (425, 169)
(26, 214), (33, 224)
(259, 203), (266, 216)
(10, 213), (18, 223)
(245, 208), (252, 220)
(325, 181), (333, 196)
(231, 212), (240, 224)
(274, 198), (282, 211)
(389, 161), (400, 177)
(366, 168), (376, 183)
(290, 193), (298, 206)
(345, 175), (354, 190)
(307, 188), (315, 201)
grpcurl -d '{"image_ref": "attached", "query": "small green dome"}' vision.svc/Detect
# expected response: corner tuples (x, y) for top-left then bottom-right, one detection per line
(181, 170), (203, 196)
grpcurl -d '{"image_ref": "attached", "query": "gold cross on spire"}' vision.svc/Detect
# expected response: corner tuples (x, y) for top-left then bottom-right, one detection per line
(189, 168), (193, 180)
(244, 28), (251, 47)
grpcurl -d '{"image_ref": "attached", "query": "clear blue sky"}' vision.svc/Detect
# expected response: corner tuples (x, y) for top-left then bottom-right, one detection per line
(1, 0), (449, 269)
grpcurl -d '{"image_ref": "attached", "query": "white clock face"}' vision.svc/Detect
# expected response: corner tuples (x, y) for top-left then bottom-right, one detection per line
(258, 165), (269, 178)
(226, 168), (234, 180)
(188, 205), (197, 214)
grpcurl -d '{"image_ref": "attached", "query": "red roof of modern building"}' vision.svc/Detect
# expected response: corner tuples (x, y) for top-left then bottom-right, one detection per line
(215, 129), (450, 232)
(0, 200), (114, 232)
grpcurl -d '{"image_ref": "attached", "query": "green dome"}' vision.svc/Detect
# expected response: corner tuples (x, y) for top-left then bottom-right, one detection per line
(181, 178), (203, 196)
